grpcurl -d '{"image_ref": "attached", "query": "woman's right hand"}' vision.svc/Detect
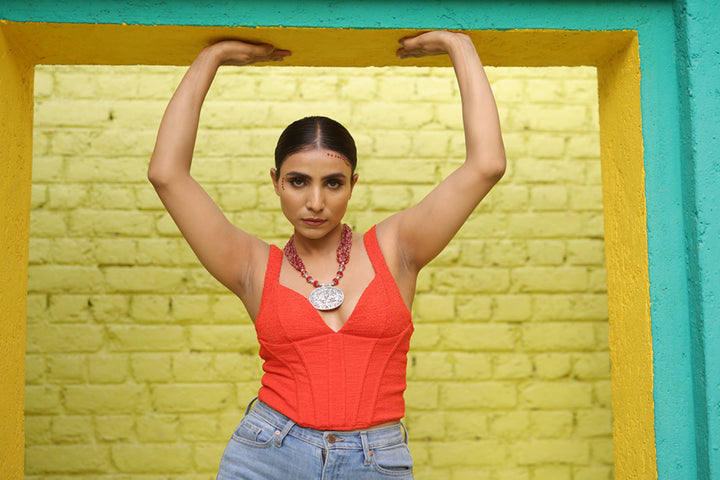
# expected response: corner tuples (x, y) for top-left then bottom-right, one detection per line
(206, 40), (291, 66)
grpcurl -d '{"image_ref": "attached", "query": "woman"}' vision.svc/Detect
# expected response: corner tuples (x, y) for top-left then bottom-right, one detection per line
(149, 31), (505, 479)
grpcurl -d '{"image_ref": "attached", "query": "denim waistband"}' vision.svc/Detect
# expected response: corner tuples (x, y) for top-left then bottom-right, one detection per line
(245, 398), (408, 451)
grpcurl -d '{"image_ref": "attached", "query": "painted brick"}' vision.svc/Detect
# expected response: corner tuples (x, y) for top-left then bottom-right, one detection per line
(489, 411), (530, 437)
(434, 268), (510, 293)
(108, 326), (185, 352)
(533, 466), (572, 480)
(453, 353), (492, 380)
(24, 416), (52, 445)
(88, 355), (129, 384)
(130, 295), (171, 322)
(492, 295), (532, 321)
(111, 444), (193, 473)
(152, 384), (233, 413)
(532, 294), (608, 321)
(441, 382), (517, 409)
(25, 445), (110, 474)
(522, 323), (596, 351)
(573, 353), (611, 379)
(188, 325), (258, 353)
(47, 184), (88, 209)
(520, 382), (593, 409)
(409, 324), (441, 349)
(429, 441), (508, 466)
(136, 415), (179, 442)
(212, 294), (252, 323)
(405, 382), (439, 410)
(25, 355), (46, 384)
(493, 354), (533, 379)
(488, 185), (529, 212)
(441, 324), (517, 351)
(485, 240), (527, 267)
(103, 267), (189, 293)
(445, 410), (488, 440)
(131, 354), (173, 382)
(90, 294), (130, 323)
(529, 411), (574, 438)
(405, 411), (446, 440)
(51, 415), (94, 444)
(576, 409), (613, 437)
(63, 385), (146, 414)
(25, 386), (62, 414)
(28, 210), (68, 237)
(527, 133), (567, 158)
(181, 414), (223, 442)
(567, 133), (601, 158)
(457, 240), (485, 267)
(69, 210), (154, 236)
(512, 267), (589, 292)
(94, 415), (134, 442)
(511, 105), (589, 132)
(47, 355), (86, 383)
(594, 381), (613, 409)
(194, 442), (227, 472)
(526, 239), (566, 266)
(47, 295), (91, 322)
(27, 325), (103, 353)
(411, 352), (454, 380)
(567, 239), (605, 265)
(574, 466), (613, 480)
(534, 353), (572, 379)
(591, 438), (614, 464)
(414, 294), (455, 322)
(515, 440), (590, 464)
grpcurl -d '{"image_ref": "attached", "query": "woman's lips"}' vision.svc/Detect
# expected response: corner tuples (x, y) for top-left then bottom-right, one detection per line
(302, 218), (326, 227)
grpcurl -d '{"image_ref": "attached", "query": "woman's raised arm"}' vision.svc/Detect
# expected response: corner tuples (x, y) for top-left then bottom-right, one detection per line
(148, 41), (290, 301)
(378, 31), (506, 278)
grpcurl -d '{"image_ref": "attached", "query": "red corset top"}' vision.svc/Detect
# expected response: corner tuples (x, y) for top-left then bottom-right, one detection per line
(254, 226), (414, 430)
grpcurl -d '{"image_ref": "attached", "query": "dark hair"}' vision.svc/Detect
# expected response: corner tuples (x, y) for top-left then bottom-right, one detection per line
(274, 116), (357, 177)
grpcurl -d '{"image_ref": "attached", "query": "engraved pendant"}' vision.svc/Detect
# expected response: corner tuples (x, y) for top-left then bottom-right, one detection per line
(308, 285), (344, 311)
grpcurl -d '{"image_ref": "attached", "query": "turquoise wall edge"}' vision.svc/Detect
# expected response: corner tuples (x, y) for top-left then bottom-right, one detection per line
(4, 0), (719, 478)
(1, 0), (667, 30)
(674, 0), (720, 477)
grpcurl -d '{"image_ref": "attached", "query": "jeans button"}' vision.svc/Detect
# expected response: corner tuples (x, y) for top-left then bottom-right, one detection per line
(327, 434), (336, 444)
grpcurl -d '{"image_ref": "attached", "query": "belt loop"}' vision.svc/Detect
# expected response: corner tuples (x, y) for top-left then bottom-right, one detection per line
(360, 431), (371, 465)
(244, 397), (259, 416)
(274, 417), (295, 447)
(400, 421), (409, 444)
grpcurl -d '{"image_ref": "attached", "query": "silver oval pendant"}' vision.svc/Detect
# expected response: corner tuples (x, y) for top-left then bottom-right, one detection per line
(308, 285), (344, 311)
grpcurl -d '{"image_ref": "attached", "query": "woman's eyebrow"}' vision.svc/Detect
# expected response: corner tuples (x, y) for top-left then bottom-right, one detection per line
(284, 171), (347, 181)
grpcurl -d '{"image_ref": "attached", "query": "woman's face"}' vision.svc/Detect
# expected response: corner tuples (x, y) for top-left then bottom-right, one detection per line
(271, 148), (358, 240)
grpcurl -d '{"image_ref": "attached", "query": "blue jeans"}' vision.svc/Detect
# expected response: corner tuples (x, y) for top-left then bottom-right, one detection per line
(217, 399), (414, 479)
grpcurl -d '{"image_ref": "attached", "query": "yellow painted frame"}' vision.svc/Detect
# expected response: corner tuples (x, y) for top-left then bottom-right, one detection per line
(0, 22), (654, 479)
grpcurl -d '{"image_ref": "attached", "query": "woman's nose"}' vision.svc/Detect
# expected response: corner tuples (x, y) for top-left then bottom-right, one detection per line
(306, 187), (325, 212)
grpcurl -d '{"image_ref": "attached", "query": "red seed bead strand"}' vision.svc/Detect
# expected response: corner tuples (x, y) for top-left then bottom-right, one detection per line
(283, 224), (352, 288)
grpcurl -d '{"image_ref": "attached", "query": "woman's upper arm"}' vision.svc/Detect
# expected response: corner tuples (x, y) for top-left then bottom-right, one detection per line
(149, 171), (267, 296)
(379, 163), (503, 274)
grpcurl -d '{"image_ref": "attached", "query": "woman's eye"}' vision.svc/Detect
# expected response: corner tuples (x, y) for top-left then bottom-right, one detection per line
(288, 177), (306, 187)
(326, 180), (344, 189)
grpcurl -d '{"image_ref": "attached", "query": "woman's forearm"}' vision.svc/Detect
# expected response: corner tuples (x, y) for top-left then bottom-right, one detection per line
(148, 46), (223, 185)
(446, 34), (506, 179)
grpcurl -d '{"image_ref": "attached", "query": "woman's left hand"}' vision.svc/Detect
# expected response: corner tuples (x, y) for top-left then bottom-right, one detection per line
(396, 30), (469, 58)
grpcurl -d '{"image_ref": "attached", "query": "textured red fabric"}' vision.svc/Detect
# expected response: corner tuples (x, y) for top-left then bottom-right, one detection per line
(254, 226), (414, 430)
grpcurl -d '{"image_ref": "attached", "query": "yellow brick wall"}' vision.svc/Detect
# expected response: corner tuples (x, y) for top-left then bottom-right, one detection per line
(27, 64), (610, 479)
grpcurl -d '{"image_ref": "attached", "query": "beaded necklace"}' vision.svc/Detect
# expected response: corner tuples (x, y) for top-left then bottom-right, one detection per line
(283, 224), (352, 311)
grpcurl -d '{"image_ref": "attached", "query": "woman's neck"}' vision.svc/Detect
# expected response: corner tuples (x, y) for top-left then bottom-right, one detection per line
(291, 223), (345, 260)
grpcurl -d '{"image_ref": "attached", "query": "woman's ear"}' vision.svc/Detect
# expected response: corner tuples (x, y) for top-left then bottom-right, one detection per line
(349, 173), (359, 197)
(271, 168), (281, 195)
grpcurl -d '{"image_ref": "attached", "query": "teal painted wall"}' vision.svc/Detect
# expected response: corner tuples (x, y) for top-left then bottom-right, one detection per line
(674, 1), (720, 478)
(3, 0), (720, 478)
